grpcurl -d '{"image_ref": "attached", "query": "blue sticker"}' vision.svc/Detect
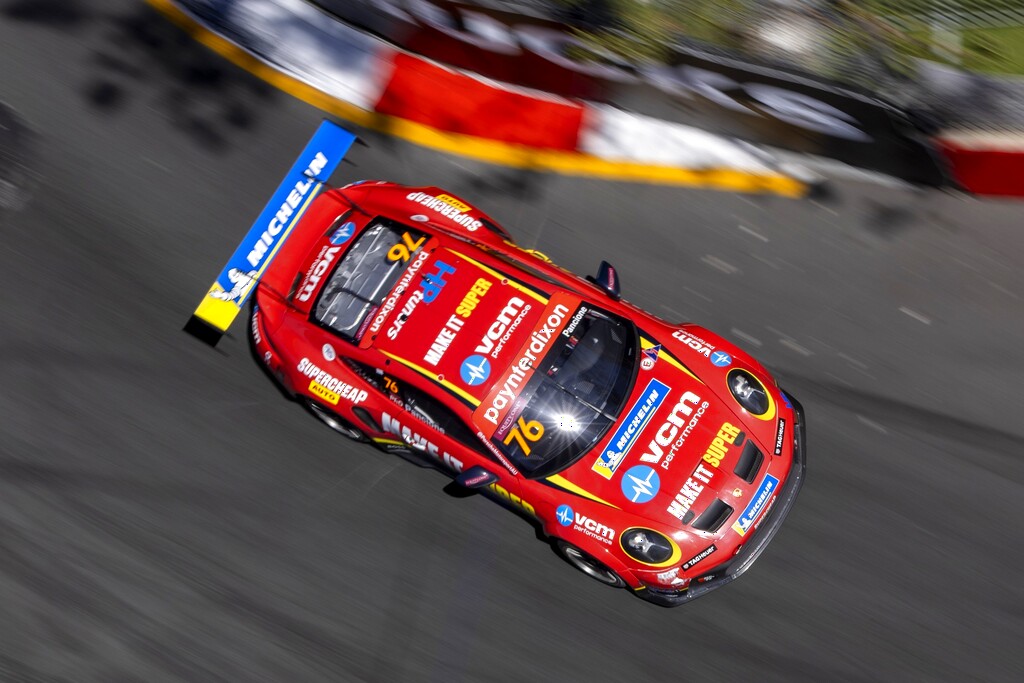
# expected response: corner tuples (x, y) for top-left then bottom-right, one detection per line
(781, 392), (793, 409)
(711, 351), (733, 367)
(556, 504), (574, 526)
(330, 221), (356, 245)
(420, 260), (455, 303)
(621, 465), (660, 504)
(592, 379), (670, 479)
(460, 355), (491, 386)
(732, 474), (779, 536)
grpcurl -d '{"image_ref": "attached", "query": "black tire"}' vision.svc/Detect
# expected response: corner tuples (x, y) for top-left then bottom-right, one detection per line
(554, 540), (626, 588)
(304, 400), (369, 443)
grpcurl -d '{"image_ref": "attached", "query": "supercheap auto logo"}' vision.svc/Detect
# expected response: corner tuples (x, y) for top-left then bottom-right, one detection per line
(592, 379), (669, 479)
(406, 191), (482, 231)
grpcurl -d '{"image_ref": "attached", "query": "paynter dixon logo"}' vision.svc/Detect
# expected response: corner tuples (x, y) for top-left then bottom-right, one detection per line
(622, 465), (660, 504)
(460, 354), (491, 386)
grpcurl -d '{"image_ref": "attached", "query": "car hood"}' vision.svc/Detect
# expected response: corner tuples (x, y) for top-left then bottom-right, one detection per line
(368, 245), (560, 405)
(554, 325), (792, 533)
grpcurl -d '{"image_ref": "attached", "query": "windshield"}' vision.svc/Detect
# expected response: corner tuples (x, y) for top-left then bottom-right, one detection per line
(490, 306), (636, 477)
(313, 220), (426, 339)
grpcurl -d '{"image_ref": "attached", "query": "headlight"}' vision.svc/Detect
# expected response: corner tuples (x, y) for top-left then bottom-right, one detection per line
(620, 528), (677, 566)
(728, 369), (770, 416)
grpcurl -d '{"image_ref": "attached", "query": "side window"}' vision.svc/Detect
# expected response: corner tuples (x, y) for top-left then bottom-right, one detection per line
(343, 359), (403, 410)
(398, 383), (485, 454)
(344, 359), (484, 454)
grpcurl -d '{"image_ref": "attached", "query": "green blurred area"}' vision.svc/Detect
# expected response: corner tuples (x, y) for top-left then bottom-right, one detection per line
(553, 0), (1024, 77)
(940, 25), (1024, 73)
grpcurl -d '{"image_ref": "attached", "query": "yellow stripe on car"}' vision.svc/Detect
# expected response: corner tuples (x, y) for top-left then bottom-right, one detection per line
(379, 351), (481, 407)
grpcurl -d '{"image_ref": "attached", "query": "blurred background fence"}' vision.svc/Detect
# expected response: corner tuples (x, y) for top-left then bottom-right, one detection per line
(487, 0), (1024, 131)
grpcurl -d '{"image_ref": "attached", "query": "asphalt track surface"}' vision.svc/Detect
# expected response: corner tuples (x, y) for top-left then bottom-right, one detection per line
(1, 2), (1023, 682)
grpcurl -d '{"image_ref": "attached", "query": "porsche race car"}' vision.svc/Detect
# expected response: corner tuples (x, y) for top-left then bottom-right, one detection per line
(186, 121), (806, 606)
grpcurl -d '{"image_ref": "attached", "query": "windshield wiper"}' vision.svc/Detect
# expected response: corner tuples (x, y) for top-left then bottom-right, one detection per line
(528, 362), (618, 423)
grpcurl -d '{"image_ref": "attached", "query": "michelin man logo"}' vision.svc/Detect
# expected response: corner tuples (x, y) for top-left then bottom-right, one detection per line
(210, 269), (257, 303)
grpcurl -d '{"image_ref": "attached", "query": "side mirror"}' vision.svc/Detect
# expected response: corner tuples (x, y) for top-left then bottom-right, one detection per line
(586, 260), (620, 300)
(455, 465), (500, 489)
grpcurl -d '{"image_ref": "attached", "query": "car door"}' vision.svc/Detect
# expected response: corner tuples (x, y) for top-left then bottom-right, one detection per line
(393, 381), (537, 516)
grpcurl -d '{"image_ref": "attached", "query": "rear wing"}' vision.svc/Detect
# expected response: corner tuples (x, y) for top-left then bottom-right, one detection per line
(184, 120), (357, 346)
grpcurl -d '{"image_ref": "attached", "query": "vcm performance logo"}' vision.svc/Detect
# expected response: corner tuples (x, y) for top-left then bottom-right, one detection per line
(556, 504), (574, 526)
(555, 504), (615, 544)
(621, 465), (660, 504)
(592, 379), (669, 479)
(460, 354), (491, 386)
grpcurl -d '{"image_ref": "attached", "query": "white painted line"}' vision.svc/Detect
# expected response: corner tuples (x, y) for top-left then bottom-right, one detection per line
(950, 256), (980, 273)
(851, 366), (878, 381)
(660, 304), (685, 320)
(807, 335), (837, 352)
(735, 195), (763, 209)
(142, 156), (171, 173)
(775, 257), (805, 273)
(857, 415), (888, 435)
(750, 253), (782, 270)
(731, 327), (763, 347)
(989, 281), (1019, 299)
(824, 372), (853, 388)
(837, 352), (868, 369)
(738, 224), (769, 242)
(900, 266), (929, 282)
(701, 255), (739, 275)
(682, 286), (712, 302)
(810, 200), (839, 216)
(779, 338), (812, 356)
(899, 306), (932, 325)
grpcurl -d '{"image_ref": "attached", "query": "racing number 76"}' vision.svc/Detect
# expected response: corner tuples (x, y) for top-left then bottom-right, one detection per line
(503, 417), (544, 456)
(388, 232), (426, 263)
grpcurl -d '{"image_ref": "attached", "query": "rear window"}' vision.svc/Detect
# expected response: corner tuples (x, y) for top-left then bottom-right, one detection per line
(313, 220), (426, 339)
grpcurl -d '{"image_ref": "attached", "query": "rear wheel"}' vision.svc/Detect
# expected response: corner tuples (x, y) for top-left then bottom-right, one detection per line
(554, 540), (626, 588)
(304, 400), (369, 442)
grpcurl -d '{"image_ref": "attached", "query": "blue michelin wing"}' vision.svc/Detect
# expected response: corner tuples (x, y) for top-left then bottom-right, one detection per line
(186, 120), (356, 345)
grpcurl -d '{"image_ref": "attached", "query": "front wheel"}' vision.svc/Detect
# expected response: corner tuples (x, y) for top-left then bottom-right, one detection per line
(304, 400), (369, 443)
(554, 540), (626, 588)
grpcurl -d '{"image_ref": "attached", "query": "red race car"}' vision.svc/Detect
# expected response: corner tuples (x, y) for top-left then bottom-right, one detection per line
(187, 122), (805, 606)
